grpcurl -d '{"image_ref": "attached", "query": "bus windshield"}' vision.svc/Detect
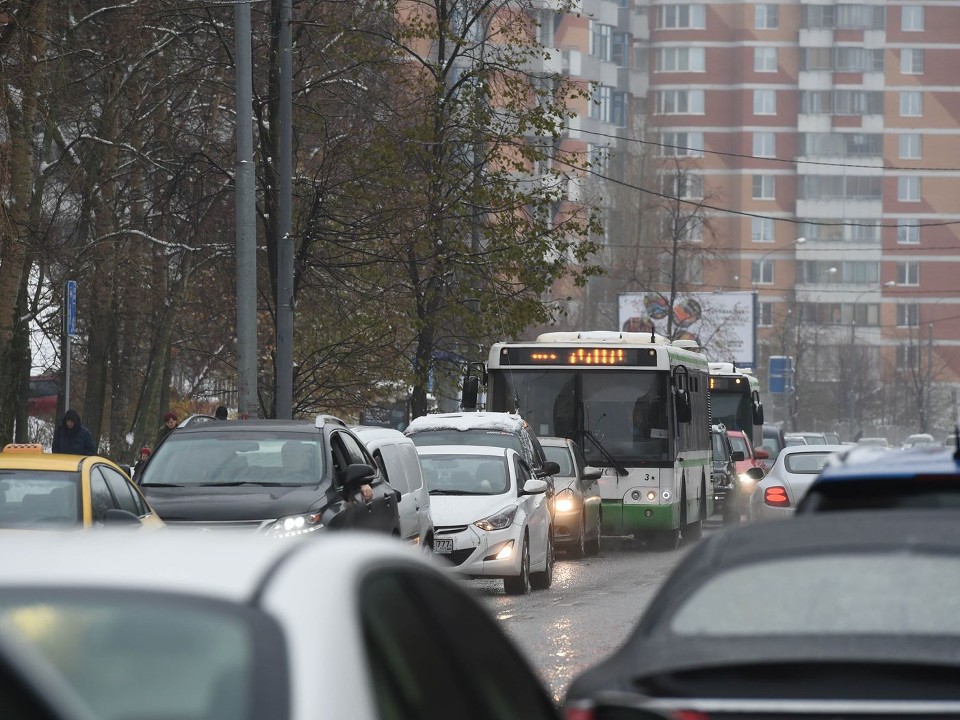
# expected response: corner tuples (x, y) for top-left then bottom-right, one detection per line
(711, 389), (752, 435)
(490, 370), (671, 464)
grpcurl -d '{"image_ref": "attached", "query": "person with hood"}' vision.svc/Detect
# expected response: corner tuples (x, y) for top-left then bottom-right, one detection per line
(52, 409), (97, 455)
(159, 411), (178, 443)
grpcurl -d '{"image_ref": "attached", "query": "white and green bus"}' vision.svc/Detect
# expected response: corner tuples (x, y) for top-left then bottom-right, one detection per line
(479, 331), (712, 549)
(708, 362), (764, 449)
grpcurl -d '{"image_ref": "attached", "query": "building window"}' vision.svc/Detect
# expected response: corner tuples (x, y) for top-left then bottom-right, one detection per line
(611, 32), (631, 67)
(754, 47), (778, 72)
(656, 89), (704, 114)
(897, 220), (920, 245)
(758, 301), (774, 326)
(900, 91), (922, 117)
(897, 303), (920, 328)
(902, 6), (924, 31)
(664, 172), (704, 200)
(901, 49), (924, 75)
(751, 217), (775, 243)
(660, 131), (704, 157)
(590, 21), (612, 61)
(898, 134), (921, 160)
(800, 175), (882, 201)
(897, 345), (919, 369)
(752, 175), (776, 200)
(590, 84), (613, 121)
(898, 176), (921, 202)
(755, 4), (779, 29)
(753, 89), (776, 115)
(659, 4), (706, 29)
(752, 259), (774, 285)
(753, 131), (775, 158)
(897, 261), (920, 286)
(658, 47), (705, 72)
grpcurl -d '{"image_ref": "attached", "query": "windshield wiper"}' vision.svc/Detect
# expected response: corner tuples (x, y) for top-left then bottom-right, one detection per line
(429, 489), (475, 496)
(198, 481), (307, 487)
(139, 482), (183, 488)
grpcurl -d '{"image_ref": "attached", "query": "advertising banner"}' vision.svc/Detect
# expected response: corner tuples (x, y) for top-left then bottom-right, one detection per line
(618, 291), (757, 368)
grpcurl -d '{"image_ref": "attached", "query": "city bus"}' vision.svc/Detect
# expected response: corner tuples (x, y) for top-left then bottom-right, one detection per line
(708, 362), (764, 448)
(475, 331), (712, 550)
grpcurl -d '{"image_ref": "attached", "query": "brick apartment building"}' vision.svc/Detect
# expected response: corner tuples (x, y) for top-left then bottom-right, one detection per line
(546, 0), (960, 437)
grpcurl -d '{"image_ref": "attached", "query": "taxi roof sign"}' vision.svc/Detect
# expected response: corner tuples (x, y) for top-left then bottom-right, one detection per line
(2, 443), (46, 454)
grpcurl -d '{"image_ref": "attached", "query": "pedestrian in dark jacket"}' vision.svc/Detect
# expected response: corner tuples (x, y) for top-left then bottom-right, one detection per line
(159, 411), (178, 443)
(52, 409), (97, 455)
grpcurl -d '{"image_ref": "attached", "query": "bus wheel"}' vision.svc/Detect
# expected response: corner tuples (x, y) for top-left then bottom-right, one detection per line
(585, 510), (601, 556)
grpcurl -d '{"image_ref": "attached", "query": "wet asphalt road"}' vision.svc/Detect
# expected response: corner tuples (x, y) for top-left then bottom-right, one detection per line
(467, 519), (722, 704)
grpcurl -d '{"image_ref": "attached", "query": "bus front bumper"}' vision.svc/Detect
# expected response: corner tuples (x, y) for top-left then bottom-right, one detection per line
(601, 500), (680, 534)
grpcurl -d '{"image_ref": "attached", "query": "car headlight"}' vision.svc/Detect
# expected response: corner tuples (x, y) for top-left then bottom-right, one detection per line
(474, 505), (519, 531)
(266, 512), (324, 539)
(554, 488), (580, 514)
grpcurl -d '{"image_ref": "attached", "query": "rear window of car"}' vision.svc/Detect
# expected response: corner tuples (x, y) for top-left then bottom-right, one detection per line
(784, 452), (833, 474)
(0, 471), (80, 527)
(805, 478), (960, 512)
(542, 445), (574, 477)
(0, 590), (287, 720)
(668, 554), (960, 637)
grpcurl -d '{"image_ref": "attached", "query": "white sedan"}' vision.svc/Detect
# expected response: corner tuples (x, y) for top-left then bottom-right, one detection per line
(0, 531), (561, 720)
(748, 444), (847, 521)
(416, 445), (553, 594)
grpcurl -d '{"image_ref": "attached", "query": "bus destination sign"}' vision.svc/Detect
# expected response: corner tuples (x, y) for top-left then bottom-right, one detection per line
(503, 347), (659, 367)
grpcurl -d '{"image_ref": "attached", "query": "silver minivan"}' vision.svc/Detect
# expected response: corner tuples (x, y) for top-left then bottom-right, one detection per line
(352, 426), (435, 549)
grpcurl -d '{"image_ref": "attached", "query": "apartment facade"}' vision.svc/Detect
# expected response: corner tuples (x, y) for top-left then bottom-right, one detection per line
(553, 0), (960, 436)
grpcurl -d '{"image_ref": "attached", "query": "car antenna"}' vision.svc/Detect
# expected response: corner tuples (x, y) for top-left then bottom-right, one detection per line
(954, 426), (960, 462)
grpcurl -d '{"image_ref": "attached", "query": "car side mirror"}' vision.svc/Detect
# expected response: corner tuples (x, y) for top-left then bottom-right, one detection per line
(754, 448), (770, 460)
(461, 376), (480, 411)
(102, 508), (141, 526)
(343, 463), (376, 493)
(539, 460), (560, 477)
(581, 466), (602, 481)
(521, 478), (549, 495)
(746, 467), (764, 480)
(731, 451), (745, 462)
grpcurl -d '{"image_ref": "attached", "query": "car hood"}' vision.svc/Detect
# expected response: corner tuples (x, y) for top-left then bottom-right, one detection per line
(553, 477), (577, 492)
(429, 494), (518, 526)
(142, 484), (329, 521)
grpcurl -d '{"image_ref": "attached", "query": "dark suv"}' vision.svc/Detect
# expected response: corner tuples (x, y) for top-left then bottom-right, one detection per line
(711, 424), (741, 524)
(138, 415), (400, 537)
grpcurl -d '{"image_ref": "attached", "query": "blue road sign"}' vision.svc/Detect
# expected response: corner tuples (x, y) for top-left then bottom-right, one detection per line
(768, 355), (793, 394)
(66, 280), (77, 336)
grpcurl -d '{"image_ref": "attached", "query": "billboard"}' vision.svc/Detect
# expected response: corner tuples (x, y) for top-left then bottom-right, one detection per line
(618, 291), (757, 368)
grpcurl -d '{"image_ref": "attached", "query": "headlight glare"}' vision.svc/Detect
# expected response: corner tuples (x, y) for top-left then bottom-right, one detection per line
(268, 512), (323, 539)
(554, 488), (579, 513)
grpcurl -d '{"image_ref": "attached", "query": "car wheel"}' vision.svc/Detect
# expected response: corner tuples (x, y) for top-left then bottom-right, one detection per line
(531, 531), (553, 590)
(503, 536), (531, 595)
(569, 515), (586, 559)
(585, 510), (601, 556)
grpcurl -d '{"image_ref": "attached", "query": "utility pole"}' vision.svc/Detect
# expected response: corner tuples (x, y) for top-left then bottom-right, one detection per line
(235, 0), (258, 418)
(925, 322), (933, 432)
(848, 317), (856, 436)
(275, 0), (294, 419)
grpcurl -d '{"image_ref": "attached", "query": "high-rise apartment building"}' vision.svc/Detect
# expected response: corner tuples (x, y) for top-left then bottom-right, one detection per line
(552, 1), (960, 436)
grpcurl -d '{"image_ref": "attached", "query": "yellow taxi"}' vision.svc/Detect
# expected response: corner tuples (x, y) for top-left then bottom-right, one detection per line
(0, 444), (164, 530)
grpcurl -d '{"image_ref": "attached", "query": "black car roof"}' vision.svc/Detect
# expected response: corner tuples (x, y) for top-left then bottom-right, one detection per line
(566, 511), (960, 702)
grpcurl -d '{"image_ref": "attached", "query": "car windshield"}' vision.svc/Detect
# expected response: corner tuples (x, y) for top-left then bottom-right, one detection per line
(543, 445), (574, 477)
(712, 433), (728, 460)
(784, 436), (806, 447)
(784, 452), (834, 474)
(140, 433), (325, 487)
(0, 592), (264, 720)
(0, 471), (80, 527)
(408, 429), (524, 457)
(668, 554), (960, 637)
(419, 455), (510, 495)
(802, 434), (827, 445)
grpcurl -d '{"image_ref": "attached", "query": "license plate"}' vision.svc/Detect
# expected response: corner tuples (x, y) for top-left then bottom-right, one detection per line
(434, 538), (454, 554)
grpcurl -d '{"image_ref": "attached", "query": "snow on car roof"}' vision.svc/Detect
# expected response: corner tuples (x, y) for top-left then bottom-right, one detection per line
(405, 412), (526, 434)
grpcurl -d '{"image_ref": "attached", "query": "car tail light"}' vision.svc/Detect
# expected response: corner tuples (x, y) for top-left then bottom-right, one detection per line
(764, 485), (789, 507)
(672, 712), (710, 720)
(565, 707), (595, 720)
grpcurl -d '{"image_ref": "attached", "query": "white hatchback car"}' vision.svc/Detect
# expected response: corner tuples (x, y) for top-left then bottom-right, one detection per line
(352, 425), (434, 548)
(416, 445), (553, 594)
(748, 444), (847, 522)
(0, 531), (561, 720)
